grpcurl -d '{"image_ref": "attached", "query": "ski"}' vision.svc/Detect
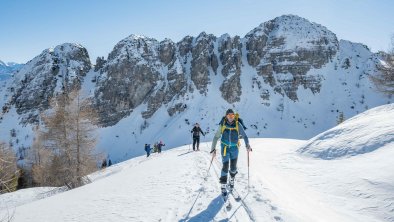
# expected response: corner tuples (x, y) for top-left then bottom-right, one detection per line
(230, 189), (241, 202)
(221, 187), (232, 211)
(228, 186), (242, 202)
(223, 194), (232, 211)
(225, 201), (232, 211)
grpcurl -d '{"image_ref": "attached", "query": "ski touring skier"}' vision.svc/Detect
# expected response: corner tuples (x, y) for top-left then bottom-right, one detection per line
(210, 109), (252, 207)
(191, 123), (205, 151)
(157, 140), (165, 153)
(144, 144), (151, 157)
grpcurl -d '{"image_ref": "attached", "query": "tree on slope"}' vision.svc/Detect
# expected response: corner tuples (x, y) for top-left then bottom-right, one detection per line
(0, 142), (18, 194)
(32, 89), (99, 188)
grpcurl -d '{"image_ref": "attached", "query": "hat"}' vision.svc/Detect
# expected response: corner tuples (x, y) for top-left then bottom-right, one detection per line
(226, 109), (234, 115)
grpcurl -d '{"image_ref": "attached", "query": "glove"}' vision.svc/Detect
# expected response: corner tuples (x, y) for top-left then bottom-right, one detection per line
(246, 144), (252, 152)
(210, 149), (216, 155)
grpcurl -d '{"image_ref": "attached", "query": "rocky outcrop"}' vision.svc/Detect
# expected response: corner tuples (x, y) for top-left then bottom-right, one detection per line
(10, 43), (91, 124)
(95, 35), (161, 125)
(218, 34), (243, 102)
(190, 32), (217, 94)
(159, 39), (176, 66)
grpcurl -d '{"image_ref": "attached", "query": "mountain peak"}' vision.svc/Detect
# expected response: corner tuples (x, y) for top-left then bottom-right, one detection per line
(245, 14), (338, 52)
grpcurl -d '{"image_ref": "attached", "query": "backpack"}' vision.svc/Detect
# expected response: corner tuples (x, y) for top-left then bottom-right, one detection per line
(220, 113), (240, 135)
(220, 113), (242, 156)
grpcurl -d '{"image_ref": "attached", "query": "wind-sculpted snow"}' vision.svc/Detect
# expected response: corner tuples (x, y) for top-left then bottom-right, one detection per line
(298, 104), (394, 159)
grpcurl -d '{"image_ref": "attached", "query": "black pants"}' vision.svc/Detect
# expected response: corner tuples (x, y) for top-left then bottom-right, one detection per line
(193, 136), (200, 150)
(219, 158), (238, 184)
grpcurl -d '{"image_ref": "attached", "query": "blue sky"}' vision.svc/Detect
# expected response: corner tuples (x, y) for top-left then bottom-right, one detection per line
(1, 0), (393, 63)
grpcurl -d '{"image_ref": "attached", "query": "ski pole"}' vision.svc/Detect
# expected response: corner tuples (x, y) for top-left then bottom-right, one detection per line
(189, 132), (192, 151)
(247, 149), (250, 192)
(204, 152), (216, 180)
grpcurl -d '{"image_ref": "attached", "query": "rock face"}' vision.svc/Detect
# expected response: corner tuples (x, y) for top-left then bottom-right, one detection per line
(218, 34), (243, 103)
(245, 15), (338, 101)
(9, 43), (91, 124)
(90, 15), (359, 126)
(190, 32), (217, 94)
(94, 35), (189, 125)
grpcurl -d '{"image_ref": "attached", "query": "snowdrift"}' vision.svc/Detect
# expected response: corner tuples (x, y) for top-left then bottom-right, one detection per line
(298, 103), (394, 159)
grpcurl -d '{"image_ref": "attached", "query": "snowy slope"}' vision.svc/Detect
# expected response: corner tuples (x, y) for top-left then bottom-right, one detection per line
(298, 104), (394, 159)
(2, 103), (393, 221)
(1, 138), (392, 222)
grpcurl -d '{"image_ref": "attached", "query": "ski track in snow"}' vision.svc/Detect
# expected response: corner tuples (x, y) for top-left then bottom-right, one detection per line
(1, 135), (393, 222)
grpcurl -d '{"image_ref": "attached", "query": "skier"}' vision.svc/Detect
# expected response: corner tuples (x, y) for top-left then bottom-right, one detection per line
(191, 123), (205, 151)
(210, 109), (252, 200)
(101, 159), (107, 168)
(144, 144), (151, 157)
(157, 140), (165, 153)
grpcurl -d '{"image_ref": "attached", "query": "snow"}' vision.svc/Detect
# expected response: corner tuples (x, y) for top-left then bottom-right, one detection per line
(298, 104), (394, 159)
(1, 104), (393, 221)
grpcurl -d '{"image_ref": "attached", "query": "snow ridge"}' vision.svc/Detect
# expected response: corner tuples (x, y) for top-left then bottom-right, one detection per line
(298, 104), (394, 159)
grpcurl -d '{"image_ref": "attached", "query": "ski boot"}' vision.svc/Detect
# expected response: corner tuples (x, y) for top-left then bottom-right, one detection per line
(221, 183), (228, 200)
(228, 176), (235, 193)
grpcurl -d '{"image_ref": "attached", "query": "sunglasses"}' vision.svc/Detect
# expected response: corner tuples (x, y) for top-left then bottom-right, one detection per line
(226, 113), (235, 118)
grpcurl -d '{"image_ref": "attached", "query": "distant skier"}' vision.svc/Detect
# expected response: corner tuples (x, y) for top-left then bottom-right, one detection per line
(101, 159), (107, 168)
(145, 144), (151, 157)
(191, 123), (205, 151)
(210, 109), (252, 199)
(157, 141), (165, 153)
(108, 159), (112, 166)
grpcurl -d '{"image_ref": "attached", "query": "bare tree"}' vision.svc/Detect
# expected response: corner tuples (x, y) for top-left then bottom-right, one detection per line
(371, 35), (394, 95)
(0, 142), (18, 194)
(28, 126), (55, 186)
(33, 89), (99, 188)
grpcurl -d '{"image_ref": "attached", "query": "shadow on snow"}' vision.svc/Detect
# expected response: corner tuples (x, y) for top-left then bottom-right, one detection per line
(179, 195), (228, 222)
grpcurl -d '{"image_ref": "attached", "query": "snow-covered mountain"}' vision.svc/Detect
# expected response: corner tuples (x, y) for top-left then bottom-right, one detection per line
(0, 60), (23, 81)
(0, 15), (392, 162)
(1, 103), (393, 221)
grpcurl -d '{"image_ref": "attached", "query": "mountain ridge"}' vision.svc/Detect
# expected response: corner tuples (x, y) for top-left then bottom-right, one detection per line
(0, 14), (392, 162)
